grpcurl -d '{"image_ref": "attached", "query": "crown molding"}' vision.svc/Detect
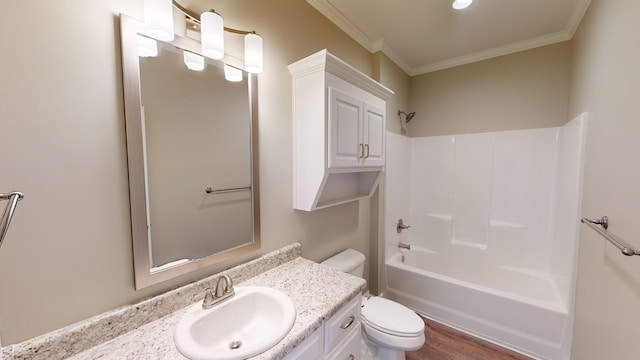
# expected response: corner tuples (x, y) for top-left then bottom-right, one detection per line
(305, 0), (375, 52)
(410, 30), (572, 75)
(567, 0), (592, 36)
(371, 39), (413, 76)
(288, 49), (394, 99)
(307, 0), (591, 76)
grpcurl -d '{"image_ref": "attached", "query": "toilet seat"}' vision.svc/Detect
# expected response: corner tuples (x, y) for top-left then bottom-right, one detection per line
(361, 297), (425, 337)
(363, 322), (425, 351)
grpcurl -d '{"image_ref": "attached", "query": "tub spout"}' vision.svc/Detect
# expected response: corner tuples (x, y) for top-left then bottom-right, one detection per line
(398, 242), (411, 250)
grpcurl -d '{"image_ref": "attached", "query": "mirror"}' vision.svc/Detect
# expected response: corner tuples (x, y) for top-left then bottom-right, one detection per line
(119, 15), (260, 289)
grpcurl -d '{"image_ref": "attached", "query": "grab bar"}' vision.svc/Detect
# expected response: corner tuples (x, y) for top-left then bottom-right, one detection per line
(0, 191), (24, 249)
(205, 186), (251, 195)
(581, 216), (639, 257)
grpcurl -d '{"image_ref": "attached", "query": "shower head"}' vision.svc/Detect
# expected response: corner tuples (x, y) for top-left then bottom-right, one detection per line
(398, 110), (416, 123)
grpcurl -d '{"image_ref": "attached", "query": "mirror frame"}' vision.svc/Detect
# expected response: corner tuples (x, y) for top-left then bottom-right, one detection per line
(119, 15), (260, 289)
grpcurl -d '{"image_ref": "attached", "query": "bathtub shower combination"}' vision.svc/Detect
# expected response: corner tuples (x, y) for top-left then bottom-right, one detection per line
(383, 114), (587, 360)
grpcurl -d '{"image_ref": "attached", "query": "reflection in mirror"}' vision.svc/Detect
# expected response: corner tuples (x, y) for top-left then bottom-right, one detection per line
(140, 40), (253, 269)
(120, 15), (260, 289)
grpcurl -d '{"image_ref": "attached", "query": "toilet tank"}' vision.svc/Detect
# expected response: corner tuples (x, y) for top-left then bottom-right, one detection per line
(321, 249), (365, 278)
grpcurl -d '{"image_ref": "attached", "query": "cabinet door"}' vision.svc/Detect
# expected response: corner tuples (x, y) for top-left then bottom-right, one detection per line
(323, 327), (361, 360)
(363, 103), (385, 167)
(282, 328), (323, 360)
(328, 87), (363, 168)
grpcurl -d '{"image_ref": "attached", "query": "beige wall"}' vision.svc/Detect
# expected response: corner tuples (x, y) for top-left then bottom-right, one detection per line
(0, 0), (376, 344)
(373, 52), (411, 135)
(568, 1), (640, 359)
(408, 42), (572, 137)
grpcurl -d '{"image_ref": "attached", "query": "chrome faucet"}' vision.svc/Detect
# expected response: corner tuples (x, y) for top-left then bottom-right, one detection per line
(398, 242), (411, 250)
(202, 275), (235, 309)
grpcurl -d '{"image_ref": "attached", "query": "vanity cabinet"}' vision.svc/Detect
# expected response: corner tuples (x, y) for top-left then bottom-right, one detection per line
(289, 49), (393, 211)
(323, 296), (362, 359)
(283, 296), (362, 360)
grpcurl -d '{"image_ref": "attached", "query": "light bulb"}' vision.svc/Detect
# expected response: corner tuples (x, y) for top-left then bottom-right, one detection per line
(244, 33), (263, 74)
(452, 0), (473, 10)
(224, 64), (243, 82)
(183, 51), (205, 71)
(201, 11), (224, 60)
(143, 0), (175, 41)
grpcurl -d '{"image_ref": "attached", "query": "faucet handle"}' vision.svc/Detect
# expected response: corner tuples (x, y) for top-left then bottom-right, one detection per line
(397, 219), (411, 233)
(202, 288), (216, 309)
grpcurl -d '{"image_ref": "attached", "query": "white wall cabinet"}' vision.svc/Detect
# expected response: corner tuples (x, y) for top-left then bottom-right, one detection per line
(289, 49), (393, 211)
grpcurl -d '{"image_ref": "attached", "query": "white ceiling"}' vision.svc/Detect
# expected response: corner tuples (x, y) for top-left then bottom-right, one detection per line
(307, 0), (591, 76)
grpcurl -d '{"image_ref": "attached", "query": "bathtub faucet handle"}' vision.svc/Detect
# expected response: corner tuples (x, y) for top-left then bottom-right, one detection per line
(397, 219), (411, 233)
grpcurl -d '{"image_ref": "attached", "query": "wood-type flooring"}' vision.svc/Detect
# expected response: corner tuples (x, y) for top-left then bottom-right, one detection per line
(405, 317), (534, 360)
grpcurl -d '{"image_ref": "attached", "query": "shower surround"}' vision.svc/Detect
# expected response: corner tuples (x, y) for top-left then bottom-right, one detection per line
(383, 114), (587, 360)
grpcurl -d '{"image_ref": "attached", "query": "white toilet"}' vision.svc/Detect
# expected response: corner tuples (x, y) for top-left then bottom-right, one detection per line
(321, 249), (425, 360)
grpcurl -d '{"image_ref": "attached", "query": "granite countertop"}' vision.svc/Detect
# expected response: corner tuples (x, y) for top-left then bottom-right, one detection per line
(4, 244), (366, 360)
(69, 258), (365, 360)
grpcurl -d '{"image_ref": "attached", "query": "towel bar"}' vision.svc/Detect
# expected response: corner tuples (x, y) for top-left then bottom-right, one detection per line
(0, 191), (24, 248)
(205, 186), (251, 195)
(581, 216), (639, 256)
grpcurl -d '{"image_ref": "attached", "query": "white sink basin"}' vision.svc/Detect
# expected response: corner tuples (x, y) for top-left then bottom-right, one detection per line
(174, 286), (296, 360)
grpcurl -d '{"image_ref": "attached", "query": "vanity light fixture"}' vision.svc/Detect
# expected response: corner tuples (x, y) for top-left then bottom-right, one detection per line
(143, 0), (174, 41)
(185, 6), (263, 74)
(183, 51), (205, 71)
(452, 0), (473, 10)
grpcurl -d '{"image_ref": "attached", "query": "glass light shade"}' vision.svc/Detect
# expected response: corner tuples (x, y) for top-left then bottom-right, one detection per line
(224, 64), (243, 82)
(201, 12), (224, 60)
(137, 35), (158, 57)
(143, 0), (175, 41)
(183, 51), (205, 71)
(244, 33), (263, 74)
(173, 7), (186, 37)
(452, 0), (473, 10)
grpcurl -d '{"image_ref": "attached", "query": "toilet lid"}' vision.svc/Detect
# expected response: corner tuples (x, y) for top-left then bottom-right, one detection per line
(361, 297), (424, 337)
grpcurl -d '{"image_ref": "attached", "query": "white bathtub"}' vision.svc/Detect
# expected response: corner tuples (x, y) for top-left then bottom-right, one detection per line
(385, 248), (571, 360)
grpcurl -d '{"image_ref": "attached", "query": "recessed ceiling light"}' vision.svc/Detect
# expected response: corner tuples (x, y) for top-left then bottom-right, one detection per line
(452, 0), (473, 10)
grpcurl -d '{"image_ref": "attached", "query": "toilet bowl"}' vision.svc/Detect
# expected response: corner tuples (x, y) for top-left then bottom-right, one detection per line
(321, 249), (426, 360)
(362, 297), (425, 351)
